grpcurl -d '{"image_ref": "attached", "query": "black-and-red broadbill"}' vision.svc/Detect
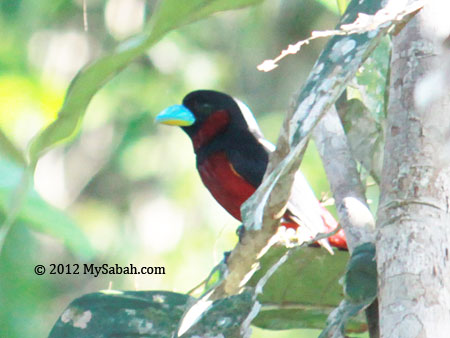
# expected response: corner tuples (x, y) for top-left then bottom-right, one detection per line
(155, 90), (347, 250)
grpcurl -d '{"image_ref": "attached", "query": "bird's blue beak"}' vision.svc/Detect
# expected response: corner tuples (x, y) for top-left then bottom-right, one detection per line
(155, 105), (196, 127)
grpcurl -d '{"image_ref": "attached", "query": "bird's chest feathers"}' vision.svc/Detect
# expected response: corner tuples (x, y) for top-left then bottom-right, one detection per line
(192, 110), (230, 150)
(197, 152), (256, 220)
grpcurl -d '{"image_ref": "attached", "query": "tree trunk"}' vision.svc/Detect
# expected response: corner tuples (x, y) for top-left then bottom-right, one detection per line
(376, 2), (450, 337)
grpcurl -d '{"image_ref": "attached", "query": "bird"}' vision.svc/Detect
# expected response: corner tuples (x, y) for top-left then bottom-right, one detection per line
(155, 90), (347, 250)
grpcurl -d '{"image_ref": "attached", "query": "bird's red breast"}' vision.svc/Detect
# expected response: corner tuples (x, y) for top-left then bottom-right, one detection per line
(197, 151), (256, 220)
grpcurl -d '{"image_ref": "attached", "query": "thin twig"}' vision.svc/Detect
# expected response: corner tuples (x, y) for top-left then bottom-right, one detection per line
(257, 1), (425, 72)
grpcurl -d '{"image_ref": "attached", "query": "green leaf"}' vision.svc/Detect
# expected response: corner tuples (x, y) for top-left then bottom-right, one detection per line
(49, 290), (193, 338)
(0, 160), (94, 259)
(247, 245), (366, 332)
(28, 0), (264, 167)
(0, 129), (26, 167)
(27, 38), (150, 168)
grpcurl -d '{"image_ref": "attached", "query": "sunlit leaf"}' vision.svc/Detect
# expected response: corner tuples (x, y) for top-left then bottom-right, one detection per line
(28, 0), (264, 167)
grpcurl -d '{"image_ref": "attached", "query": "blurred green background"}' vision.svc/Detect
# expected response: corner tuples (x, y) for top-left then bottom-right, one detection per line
(0, 0), (376, 337)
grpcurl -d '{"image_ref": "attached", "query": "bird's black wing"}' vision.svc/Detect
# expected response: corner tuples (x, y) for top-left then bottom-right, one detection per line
(225, 131), (269, 188)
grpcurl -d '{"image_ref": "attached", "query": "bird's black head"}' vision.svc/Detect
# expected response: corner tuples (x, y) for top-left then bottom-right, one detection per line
(156, 90), (263, 150)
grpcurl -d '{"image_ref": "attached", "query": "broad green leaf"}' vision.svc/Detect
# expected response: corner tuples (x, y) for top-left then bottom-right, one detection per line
(0, 160), (94, 259)
(28, 0), (264, 167)
(0, 129), (26, 167)
(49, 290), (193, 338)
(247, 245), (366, 332)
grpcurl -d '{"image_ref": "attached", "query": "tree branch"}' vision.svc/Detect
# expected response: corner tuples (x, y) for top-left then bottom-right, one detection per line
(313, 106), (375, 252)
(313, 106), (378, 337)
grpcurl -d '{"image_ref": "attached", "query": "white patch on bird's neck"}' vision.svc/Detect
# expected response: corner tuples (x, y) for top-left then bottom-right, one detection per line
(235, 98), (276, 153)
(235, 98), (262, 135)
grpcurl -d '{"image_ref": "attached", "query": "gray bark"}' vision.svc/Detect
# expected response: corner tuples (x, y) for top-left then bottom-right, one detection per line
(376, 2), (450, 337)
(314, 107), (375, 253)
(314, 107), (379, 337)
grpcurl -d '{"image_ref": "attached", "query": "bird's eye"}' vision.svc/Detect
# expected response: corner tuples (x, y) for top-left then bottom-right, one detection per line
(197, 102), (214, 114)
